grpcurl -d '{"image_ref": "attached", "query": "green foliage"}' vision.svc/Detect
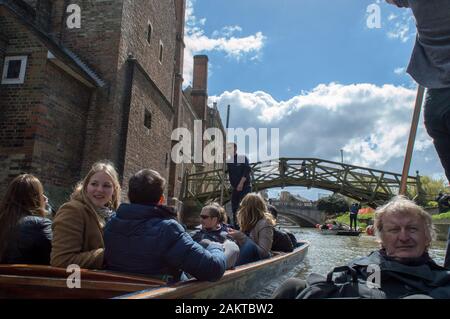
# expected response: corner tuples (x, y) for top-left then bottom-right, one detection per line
(427, 201), (438, 208)
(432, 211), (450, 221)
(411, 175), (450, 202)
(317, 194), (349, 214)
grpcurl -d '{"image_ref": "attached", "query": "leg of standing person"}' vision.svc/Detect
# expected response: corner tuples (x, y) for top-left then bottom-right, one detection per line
(231, 189), (240, 229)
(424, 88), (450, 182)
(423, 88), (450, 270)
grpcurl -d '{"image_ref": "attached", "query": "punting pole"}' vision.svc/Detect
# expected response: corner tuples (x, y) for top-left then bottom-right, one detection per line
(399, 85), (425, 195)
(220, 105), (231, 205)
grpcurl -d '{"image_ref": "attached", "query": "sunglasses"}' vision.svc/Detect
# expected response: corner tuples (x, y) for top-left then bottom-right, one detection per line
(200, 214), (217, 219)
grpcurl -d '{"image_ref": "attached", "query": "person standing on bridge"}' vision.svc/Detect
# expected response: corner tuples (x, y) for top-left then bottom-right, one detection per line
(226, 143), (252, 229)
(386, 0), (450, 268)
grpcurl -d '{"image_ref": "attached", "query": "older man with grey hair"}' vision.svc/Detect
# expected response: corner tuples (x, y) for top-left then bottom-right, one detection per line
(273, 196), (450, 299)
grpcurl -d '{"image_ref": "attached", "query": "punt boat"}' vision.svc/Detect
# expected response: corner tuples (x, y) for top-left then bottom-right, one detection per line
(0, 241), (309, 299)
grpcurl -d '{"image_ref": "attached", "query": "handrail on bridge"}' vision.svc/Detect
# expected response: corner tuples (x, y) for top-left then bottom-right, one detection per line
(181, 158), (423, 208)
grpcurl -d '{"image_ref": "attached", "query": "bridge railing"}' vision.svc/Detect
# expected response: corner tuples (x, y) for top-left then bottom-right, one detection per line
(181, 158), (422, 207)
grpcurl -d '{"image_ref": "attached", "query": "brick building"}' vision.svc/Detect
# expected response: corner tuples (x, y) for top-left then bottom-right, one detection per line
(0, 0), (224, 208)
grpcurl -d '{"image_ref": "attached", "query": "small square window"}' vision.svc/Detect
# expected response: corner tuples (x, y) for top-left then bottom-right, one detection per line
(144, 109), (152, 129)
(159, 41), (164, 63)
(2, 56), (28, 84)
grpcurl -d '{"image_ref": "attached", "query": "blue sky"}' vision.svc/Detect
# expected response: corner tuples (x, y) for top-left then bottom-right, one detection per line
(183, 0), (446, 200)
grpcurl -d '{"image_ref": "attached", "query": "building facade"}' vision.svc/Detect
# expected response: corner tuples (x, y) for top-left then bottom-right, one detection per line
(0, 0), (225, 209)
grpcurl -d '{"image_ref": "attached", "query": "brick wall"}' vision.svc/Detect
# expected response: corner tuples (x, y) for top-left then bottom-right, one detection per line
(49, 0), (125, 176)
(0, 10), (47, 197)
(120, 0), (177, 103)
(0, 9), (92, 205)
(171, 92), (199, 199)
(35, 61), (91, 206)
(122, 64), (174, 200)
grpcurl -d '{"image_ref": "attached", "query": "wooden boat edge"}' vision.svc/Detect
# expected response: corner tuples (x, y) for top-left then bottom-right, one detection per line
(118, 240), (310, 299)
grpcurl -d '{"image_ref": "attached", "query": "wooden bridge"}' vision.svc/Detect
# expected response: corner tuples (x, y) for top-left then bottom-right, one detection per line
(180, 158), (423, 214)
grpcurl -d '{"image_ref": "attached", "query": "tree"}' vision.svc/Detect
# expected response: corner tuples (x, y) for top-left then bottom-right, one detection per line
(409, 175), (450, 203)
(317, 194), (349, 214)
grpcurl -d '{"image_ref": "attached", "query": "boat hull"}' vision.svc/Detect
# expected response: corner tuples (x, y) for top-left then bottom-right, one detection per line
(0, 241), (309, 299)
(120, 241), (310, 299)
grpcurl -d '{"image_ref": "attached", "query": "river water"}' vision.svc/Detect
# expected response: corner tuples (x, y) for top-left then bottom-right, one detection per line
(252, 226), (448, 298)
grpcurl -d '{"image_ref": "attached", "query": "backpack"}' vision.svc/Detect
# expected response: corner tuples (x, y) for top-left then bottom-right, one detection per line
(297, 266), (386, 299)
(271, 228), (294, 252)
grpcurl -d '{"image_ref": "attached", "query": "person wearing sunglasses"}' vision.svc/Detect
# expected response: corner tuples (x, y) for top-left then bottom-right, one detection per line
(192, 203), (240, 269)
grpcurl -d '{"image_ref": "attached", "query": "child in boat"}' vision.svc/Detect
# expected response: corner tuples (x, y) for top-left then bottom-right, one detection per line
(191, 203), (240, 269)
(104, 169), (227, 282)
(0, 174), (52, 265)
(51, 161), (121, 269)
(228, 193), (276, 265)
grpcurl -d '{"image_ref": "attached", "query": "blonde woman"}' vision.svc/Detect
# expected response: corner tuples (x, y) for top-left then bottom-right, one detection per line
(51, 161), (121, 269)
(228, 193), (276, 265)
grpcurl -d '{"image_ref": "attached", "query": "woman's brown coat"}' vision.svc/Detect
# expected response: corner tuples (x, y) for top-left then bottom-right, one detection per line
(50, 199), (104, 269)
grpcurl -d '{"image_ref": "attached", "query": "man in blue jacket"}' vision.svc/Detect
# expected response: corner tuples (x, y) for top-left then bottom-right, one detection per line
(226, 143), (252, 228)
(386, 0), (450, 269)
(104, 169), (226, 282)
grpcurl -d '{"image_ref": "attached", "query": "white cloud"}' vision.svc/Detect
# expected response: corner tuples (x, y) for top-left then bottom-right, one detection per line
(394, 67), (405, 75)
(211, 83), (439, 176)
(183, 0), (266, 85)
(386, 10), (415, 43)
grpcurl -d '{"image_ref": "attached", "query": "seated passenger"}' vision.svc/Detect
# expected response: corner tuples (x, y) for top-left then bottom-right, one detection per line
(273, 196), (450, 299)
(228, 193), (276, 265)
(266, 201), (300, 251)
(104, 169), (226, 282)
(0, 174), (52, 265)
(51, 161), (121, 269)
(191, 203), (240, 269)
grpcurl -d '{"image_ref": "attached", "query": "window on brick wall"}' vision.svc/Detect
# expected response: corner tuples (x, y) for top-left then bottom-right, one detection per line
(2, 56), (28, 84)
(147, 23), (153, 44)
(159, 41), (164, 63)
(144, 109), (152, 129)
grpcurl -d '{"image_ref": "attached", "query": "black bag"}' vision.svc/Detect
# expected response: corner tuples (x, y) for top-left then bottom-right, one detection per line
(271, 228), (294, 252)
(297, 266), (386, 299)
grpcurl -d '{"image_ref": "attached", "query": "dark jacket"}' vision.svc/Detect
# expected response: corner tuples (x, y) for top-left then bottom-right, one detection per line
(227, 154), (251, 188)
(299, 250), (450, 299)
(104, 203), (226, 281)
(346, 250), (450, 299)
(389, 0), (450, 89)
(191, 224), (234, 244)
(1, 215), (52, 265)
